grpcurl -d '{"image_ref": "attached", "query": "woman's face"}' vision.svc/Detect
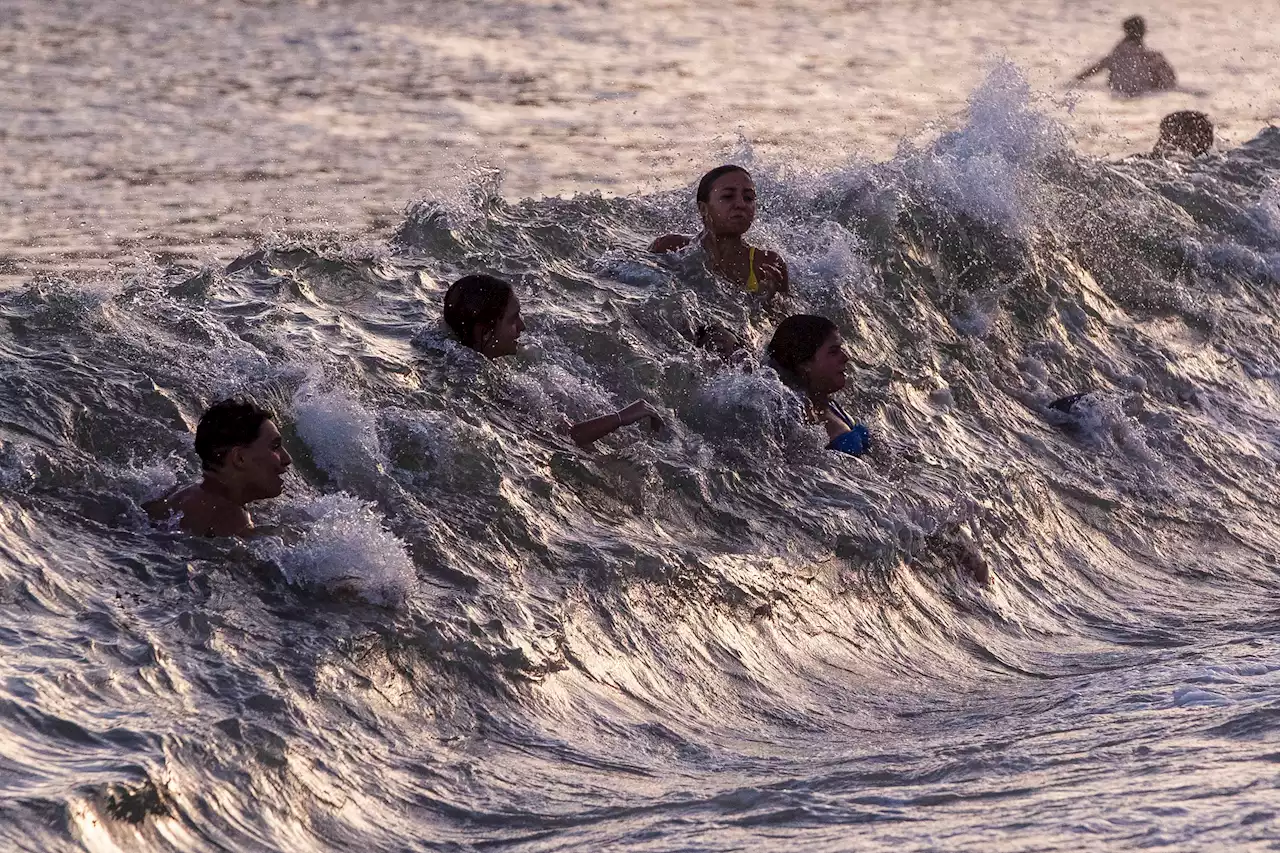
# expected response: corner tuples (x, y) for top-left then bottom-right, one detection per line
(481, 294), (525, 358)
(699, 171), (756, 237)
(802, 331), (849, 395)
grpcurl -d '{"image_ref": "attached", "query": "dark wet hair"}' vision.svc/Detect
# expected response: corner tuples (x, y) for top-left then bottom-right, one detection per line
(443, 274), (514, 349)
(696, 165), (751, 204)
(1122, 15), (1145, 39)
(195, 398), (275, 471)
(767, 315), (839, 375)
(1156, 111), (1214, 156)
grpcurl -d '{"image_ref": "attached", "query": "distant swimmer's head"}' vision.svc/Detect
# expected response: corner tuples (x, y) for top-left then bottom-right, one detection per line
(196, 398), (292, 499)
(443, 274), (525, 358)
(1154, 111), (1214, 157)
(696, 165), (756, 238)
(767, 314), (849, 396)
(1122, 15), (1146, 40)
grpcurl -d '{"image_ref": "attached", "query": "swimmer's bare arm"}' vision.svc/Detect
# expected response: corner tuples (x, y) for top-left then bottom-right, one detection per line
(649, 234), (693, 254)
(1075, 54), (1111, 80)
(564, 400), (664, 447)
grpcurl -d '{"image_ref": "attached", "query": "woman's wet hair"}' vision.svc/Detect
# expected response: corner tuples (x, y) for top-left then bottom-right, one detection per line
(1122, 15), (1145, 40)
(196, 397), (275, 470)
(696, 165), (751, 204)
(443, 274), (514, 349)
(767, 315), (838, 375)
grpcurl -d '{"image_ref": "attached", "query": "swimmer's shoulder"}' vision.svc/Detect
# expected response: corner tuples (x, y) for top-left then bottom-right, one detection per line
(755, 247), (790, 292)
(649, 234), (694, 254)
(143, 483), (194, 521)
(144, 484), (251, 538)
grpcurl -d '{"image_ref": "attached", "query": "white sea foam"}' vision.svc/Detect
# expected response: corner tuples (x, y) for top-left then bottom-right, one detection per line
(787, 221), (879, 324)
(1171, 686), (1233, 707)
(258, 493), (415, 607)
(911, 62), (1066, 237)
(507, 359), (616, 427)
(294, 388), (386, 483)
(1060, 392), (1163, 470)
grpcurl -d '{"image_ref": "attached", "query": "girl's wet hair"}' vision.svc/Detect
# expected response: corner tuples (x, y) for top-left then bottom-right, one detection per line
(696, 165), (751, 204)
(196, 397), (275, 470)
(443, 274), (514, 349)
(767, 314), (838, 375)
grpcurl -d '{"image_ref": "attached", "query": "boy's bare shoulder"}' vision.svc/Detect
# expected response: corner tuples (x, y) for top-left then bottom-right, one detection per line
(144, 484), (251, 537)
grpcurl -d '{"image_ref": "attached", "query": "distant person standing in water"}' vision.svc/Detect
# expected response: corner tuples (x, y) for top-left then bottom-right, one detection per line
(443, 274), (664, 446)
(1075, 15), (1177, 97)
(651, 166), (789, 357)
(1153, 110), (1214, 156)
(144, 398), (293, 537)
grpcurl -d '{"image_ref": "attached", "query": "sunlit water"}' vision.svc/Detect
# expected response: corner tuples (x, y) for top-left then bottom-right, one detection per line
(3, 1), (1280, 851)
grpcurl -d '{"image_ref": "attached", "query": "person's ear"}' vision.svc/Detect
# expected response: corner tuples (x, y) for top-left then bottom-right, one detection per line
(227, 446), (247, 471)
(697, 201), (712, 226)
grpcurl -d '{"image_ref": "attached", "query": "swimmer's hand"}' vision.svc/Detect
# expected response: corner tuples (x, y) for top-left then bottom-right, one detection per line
(618, 400), (664, 433)
(695, 323), (746, 360)
(758, 252), (790, 297)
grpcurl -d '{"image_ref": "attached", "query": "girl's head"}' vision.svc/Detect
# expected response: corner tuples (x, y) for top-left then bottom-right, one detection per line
(767, 315), (849, 395)
(443, 274), (524, 357)
(696, 165), (756, 237)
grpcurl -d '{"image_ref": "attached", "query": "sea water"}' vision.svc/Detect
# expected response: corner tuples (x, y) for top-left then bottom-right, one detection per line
(2, 1), (1280, 850)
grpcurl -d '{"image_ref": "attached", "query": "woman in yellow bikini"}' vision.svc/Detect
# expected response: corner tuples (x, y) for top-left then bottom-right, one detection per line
(650, 165), (789, 356)
(650, 164), (789, 299)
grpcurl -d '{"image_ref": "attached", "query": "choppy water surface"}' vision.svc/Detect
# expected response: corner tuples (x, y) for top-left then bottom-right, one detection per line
(2, 62), (1280, 849)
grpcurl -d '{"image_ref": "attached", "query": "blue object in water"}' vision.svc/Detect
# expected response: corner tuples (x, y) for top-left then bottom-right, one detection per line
(828, 424), (871, 456)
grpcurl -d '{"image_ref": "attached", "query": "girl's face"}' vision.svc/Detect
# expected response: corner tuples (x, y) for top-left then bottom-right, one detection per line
(802, 331), (849, 395)
(699, 171), (757, 237)
(481, 294), (525, 358)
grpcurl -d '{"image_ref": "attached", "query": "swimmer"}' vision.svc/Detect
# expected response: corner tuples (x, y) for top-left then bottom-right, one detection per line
(651, 166), (789, 357)
(1153, 111), (1214, 156)
(766, 314), (871, 457)
(444, 274), (663, 446)
(768, 315), (989, 583)
(651, 165), (788, 298)
(1074, 15), (1177, 97)
(144, 398), (292, 537)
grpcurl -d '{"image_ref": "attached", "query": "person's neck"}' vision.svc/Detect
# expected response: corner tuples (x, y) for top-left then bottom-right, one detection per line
(808, 389), (832, 413)
(200, 472), (251, 508)
(700, 231), (745, 262)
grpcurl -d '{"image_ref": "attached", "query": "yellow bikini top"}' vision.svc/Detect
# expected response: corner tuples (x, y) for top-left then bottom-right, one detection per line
(746, 247), (759, 293)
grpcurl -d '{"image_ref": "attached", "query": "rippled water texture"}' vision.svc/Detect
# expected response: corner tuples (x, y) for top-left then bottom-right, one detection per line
(3, 3), (1280, 852)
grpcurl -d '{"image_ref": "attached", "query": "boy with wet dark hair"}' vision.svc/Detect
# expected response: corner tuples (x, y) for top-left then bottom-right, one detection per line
(145, 398), (293, 537)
